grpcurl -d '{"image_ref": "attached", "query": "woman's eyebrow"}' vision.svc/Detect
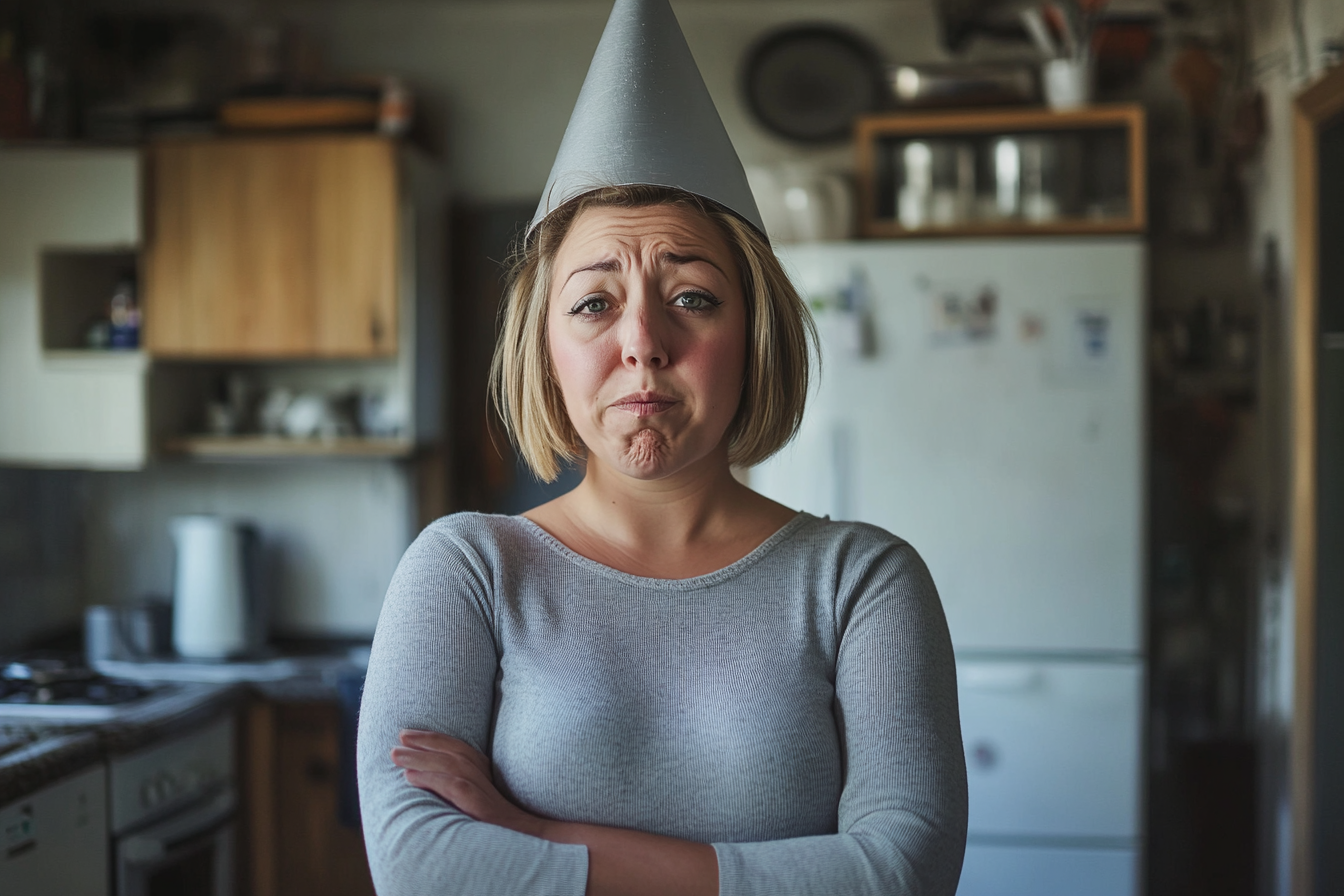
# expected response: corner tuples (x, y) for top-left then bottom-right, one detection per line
(562, 258), (621, 289)
(562, 251), (725, 290)
(661, 251), (726, 278)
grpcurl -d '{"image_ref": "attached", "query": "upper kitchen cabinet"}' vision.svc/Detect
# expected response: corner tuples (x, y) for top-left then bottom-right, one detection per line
(144, 135), (399, 359)
(0, 148), (148, 469)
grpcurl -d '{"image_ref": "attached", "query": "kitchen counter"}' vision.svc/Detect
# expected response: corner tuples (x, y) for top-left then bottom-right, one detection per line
(0, 682), (246, 805)
(89, 681), (248, 754)
(0, 730), (102, 806)
(0, 645), (367, 806)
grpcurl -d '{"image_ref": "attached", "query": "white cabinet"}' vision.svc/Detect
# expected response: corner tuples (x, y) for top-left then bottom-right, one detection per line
(0, 149), (148, 468)
(0, 147), (442, 469)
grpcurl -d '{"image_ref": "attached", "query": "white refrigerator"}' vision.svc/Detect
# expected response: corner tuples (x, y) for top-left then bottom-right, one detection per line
(752, 239), (1145, 896)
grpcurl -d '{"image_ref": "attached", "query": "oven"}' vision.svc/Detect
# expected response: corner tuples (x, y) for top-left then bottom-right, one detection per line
(108, 716), (236, 896)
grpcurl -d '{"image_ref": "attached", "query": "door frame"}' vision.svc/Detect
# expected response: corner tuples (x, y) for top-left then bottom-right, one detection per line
(1291, 62), (1344, 896)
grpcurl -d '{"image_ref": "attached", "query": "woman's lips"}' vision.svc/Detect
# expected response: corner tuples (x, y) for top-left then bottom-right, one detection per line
(610, 392), (679, 417)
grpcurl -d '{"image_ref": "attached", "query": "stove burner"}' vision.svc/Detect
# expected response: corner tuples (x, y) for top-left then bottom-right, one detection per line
(0, 652), (153, 707)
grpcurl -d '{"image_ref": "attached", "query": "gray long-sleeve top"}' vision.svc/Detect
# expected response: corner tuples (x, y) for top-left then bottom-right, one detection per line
(357, 511), (968, 896)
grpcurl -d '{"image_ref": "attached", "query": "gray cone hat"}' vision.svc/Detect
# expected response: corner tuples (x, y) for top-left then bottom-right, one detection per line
(530, 0), (765, 237)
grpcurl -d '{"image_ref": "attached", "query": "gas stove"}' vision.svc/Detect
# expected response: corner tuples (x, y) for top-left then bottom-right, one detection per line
(0, 653), (169, 723)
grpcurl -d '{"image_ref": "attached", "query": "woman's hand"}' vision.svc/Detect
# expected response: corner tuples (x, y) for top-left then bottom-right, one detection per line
(393, 729), (717, 896)
(391, 730), (547, 838)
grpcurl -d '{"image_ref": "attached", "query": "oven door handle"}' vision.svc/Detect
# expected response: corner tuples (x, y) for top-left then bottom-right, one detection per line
(120, 790), (236, 863)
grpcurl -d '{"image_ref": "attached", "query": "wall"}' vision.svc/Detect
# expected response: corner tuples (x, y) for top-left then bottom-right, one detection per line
(84, 462), (415, 636)
(90, 0), (946, 201)
(0, 469), (85, 653)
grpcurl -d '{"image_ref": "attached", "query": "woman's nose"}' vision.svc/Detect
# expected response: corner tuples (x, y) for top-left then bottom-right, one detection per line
(619, 300), (669, 370)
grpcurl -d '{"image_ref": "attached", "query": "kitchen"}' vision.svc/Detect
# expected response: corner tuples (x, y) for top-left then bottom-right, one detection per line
(1, 0), (1341, 895)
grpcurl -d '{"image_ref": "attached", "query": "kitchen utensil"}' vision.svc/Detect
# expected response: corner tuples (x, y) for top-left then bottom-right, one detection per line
(897, 140), (975, 229)
(170, 515), (262, 659)
(742, 25), (885, 144)
(358, 388), (407, 437)
(258, 387), (293, 435)
(888, 64), (1038, 108)
(746, 164), (855, 242)
(1019, 136), (1063, 222)
(280, 393), (327, 438)
(990, 136), (1064, 222)
(782, 168), (854, 242)
(84, 602), (174, 664)
(1019, 9), (1060, 58)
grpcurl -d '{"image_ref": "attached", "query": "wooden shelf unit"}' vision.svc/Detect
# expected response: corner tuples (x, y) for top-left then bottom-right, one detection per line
(164, 435), (414, 460)
(855, 104), (1147, 239)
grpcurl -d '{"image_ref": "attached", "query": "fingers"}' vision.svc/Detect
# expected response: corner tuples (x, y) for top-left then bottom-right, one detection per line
(397, 729), (491, 776)
(402, 766), (488, 812)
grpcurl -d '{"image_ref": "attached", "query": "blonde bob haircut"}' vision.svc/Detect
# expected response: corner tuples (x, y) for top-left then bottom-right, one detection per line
(490, 184), (817, 483)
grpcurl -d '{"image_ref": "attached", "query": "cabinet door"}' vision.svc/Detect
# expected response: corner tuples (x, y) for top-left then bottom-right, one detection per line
(243, 700), (376, 896)
(145, 137), (398, 358)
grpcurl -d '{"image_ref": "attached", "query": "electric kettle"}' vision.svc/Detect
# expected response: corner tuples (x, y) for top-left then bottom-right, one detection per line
(170, 515), (263, 659)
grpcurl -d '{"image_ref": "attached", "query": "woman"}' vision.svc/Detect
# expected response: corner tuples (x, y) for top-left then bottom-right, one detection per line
(357, 3), (966, 894)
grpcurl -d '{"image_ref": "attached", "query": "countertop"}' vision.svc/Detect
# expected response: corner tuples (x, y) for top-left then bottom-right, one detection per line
(0, 645), (368, 806)
(0, 682), (246, 805)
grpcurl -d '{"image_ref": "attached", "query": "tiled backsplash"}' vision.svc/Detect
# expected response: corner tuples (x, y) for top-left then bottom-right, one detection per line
(0, 469), (87, 653)
(0, 460), (416, 651)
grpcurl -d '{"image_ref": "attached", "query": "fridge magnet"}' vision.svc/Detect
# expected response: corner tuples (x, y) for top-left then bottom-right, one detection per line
(1043, 298), (1119, 386)
(1019, 312), (1045, 342)
(1077, 310), (1110, 359)
(921, 277), (998, 345)
(809, 267), (877, 359)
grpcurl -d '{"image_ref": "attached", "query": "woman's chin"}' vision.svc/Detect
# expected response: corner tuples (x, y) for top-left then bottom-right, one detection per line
(583, 427), (729, 482)
(616, 429), (674, 477)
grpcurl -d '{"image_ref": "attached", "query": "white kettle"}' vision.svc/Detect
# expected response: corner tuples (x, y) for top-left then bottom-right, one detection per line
(170, 515), (261, 659)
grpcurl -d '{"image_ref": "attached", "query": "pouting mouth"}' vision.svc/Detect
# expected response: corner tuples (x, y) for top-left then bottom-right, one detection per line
(611, 390), (679, 405)
(609, 391), (680, 415)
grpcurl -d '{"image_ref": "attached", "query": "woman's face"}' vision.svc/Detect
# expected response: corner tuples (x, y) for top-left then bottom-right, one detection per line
(547, 203), (747, 481)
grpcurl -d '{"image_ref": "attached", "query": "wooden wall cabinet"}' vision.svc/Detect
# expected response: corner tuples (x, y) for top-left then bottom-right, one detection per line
(144, 136), (399, 359)
(855, 104), (1147, 238)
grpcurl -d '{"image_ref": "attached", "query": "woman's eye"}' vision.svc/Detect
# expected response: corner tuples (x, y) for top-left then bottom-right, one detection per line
(569, 296), (609, 316)
(673, 291), (721, 312)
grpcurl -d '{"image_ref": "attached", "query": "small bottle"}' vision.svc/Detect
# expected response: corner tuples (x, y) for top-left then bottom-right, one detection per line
(107, 274), (140, 350)
(378, 76), (411, 136)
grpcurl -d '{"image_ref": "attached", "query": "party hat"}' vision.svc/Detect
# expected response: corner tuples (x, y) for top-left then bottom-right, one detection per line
(530, 0), (765, 236)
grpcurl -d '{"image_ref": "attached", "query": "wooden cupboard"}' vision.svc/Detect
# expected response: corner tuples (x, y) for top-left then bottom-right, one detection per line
(242, 698), (376, 896)
(144, 136), (399, 359)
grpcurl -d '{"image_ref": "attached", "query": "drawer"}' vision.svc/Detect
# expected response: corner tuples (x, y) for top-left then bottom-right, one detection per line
(957, 659), (1142, 838)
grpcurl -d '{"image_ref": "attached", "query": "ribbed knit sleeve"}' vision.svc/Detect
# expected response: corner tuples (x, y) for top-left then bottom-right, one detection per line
(712, 541), (968, 896)
(356, 522), (590, 896)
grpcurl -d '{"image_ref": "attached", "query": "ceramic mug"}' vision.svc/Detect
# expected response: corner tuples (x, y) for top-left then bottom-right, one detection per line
(1043, 57), (1093, 110)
